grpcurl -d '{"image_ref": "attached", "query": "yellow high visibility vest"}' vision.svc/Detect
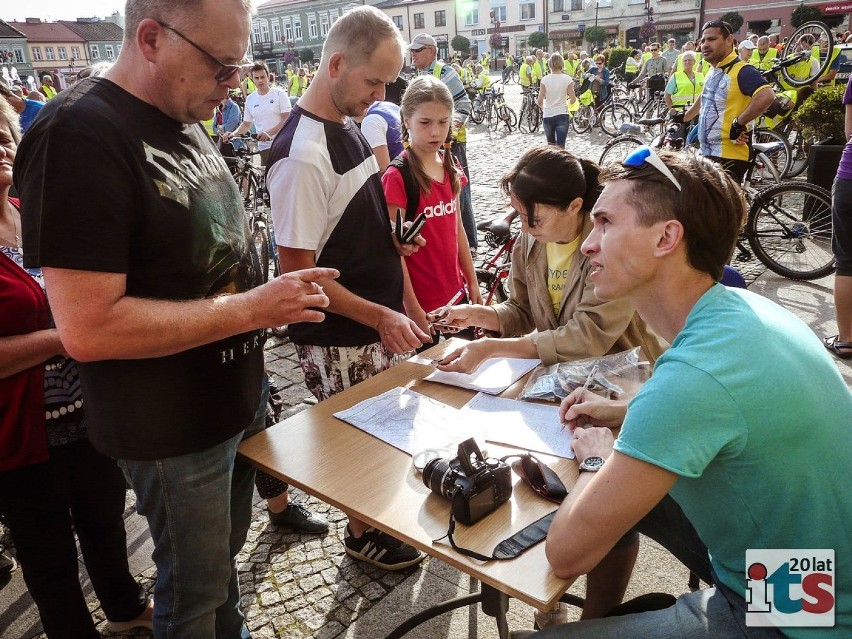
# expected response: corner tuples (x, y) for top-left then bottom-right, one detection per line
(519, 62), (533, 87)
(625, 57), (639, 73)
(670, 70), (705, 106)
(750, 47), (778, 71)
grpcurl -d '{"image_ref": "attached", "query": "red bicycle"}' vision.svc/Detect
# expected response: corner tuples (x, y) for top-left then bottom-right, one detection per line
(475, 208), (520, 305)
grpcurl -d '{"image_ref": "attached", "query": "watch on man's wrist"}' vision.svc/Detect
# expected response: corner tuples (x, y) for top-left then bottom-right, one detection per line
(578, 456), (605, 472)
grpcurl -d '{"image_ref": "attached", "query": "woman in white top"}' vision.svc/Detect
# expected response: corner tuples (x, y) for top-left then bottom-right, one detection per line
(536, 53), (577, 148)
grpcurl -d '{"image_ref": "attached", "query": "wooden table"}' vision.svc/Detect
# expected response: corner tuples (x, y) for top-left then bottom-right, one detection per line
(238, 339), (581, 637)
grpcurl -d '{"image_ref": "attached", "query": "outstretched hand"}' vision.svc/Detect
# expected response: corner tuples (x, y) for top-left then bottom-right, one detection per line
(559, 387), (628, 431)
(251, 267), (338, 327)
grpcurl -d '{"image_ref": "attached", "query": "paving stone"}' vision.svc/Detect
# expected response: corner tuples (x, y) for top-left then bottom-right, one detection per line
(359, 581), (386, 601)
(259, 590), (282, 606)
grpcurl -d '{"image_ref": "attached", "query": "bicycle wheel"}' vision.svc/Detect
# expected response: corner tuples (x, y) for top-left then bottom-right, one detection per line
(746, 181), (835, 280)
(600, 103), (634, 137)
(476, 269), (508, 304)
(518, 103), (533, 133)
(753, 128), (791, 181)
(469, 98), (485, 125)
(572, 106), (592, 134)
(780, 21), (834, 87)
(501, 106), (517, 133)
(785, 125), (810, 178)
(598, 134), (646, 166)
(486, 103), (496, 132)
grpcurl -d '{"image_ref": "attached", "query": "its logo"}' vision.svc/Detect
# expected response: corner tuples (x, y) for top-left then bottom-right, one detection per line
(422, 200), (456, 218)
(745, 549), (834, 628)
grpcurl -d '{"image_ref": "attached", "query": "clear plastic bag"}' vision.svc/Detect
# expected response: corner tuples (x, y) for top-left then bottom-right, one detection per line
(519, 348), (652, 403)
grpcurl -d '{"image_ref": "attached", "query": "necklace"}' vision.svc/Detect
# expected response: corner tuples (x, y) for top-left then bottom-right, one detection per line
(0, 206), (21, 249)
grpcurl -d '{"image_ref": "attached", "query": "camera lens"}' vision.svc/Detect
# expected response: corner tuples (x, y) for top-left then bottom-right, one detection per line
(422, 457), (458, 499)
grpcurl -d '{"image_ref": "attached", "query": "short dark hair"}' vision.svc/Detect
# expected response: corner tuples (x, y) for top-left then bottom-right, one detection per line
(250, 60), (269, 76)
(599, 151), (746, 280)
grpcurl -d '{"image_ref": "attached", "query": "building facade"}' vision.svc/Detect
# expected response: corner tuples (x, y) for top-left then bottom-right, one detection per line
(59, 19), (124, 67)
(702, 0), (849, 41)
(0, 20), (33, 88)
(8, 20), (86, 89)
(253, 0), (359, 76)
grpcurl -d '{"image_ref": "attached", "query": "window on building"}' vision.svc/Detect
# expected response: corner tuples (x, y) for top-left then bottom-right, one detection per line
(464, 9), (479, 26)
(628, 0), (645, 4)
(520, 3), (536, 20)
(13, 47), (24, 64)
(293, 18), (302, 40)
(598, 0), (612, 7)
(492, 6), (507, 22)
(58, 46), (68, 60)
(71, 46), (80, 60)
(260, 21), (270, 42)
(46, 47), (55, 60)
(32, 47), (42, 61)
(285, 21), (293, 42)
(435, 10), (446, 27)
(105, 45), (115, 59)
(273, 21), (281, 42)
(309, 16), (317, 39)
(552, 0), (564, 12)
(414, 13), (425, 29)
(393, 15), (403, 30)
(571, 0), (582, 10)
(89, 46), (99, 60)
(330, 9), (339, 23)
(253, 23), (261, 44)
(320, 14), (329, 37)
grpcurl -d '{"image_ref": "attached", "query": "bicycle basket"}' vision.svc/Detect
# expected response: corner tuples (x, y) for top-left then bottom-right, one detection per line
(648, 74), (666, 94)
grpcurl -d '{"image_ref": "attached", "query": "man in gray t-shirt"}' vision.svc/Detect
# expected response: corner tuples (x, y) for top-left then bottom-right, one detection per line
(661, 38), (679, 72)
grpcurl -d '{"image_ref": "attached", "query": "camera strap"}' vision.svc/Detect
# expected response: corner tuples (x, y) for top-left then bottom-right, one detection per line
(433, 454), (567, 561)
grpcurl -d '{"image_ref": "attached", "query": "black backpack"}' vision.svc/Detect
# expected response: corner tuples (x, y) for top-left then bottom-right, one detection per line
(388, 154), (420, 221)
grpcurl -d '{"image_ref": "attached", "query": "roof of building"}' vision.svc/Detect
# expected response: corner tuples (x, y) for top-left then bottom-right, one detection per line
(0, 20), (27, 39)
(7, 20), (85, 42)
(371, 0), (440, 8)
(59, 19), (124, 42)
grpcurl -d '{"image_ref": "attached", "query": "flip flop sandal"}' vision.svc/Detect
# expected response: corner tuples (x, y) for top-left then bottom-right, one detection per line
(823, 335), (852, 360)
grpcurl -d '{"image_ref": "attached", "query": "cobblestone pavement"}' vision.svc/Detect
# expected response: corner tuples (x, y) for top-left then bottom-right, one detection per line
(2, 75), (848, 639)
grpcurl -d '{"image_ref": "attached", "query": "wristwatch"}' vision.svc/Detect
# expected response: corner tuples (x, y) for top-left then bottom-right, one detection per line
(578, 456), (605, 472)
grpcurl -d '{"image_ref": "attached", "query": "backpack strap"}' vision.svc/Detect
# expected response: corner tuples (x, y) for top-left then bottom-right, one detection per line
(389, 154), (420, 221)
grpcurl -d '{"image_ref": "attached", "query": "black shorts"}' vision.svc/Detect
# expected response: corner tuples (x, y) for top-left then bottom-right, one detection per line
(833, 177), (852, 275)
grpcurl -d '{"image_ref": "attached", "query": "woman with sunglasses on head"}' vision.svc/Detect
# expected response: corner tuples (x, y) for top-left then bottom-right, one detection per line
(583, 54), (611, 108)
(433, 147), (664, 377)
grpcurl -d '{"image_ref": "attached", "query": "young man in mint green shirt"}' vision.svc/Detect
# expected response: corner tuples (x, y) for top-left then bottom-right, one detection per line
(532, 150), (852, 638)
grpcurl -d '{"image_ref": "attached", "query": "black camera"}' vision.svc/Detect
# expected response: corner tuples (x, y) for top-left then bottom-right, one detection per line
(422, 438), (513, 525)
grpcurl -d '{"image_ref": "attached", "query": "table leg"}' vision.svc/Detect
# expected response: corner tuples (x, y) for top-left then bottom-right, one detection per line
(480, 582), (511, 639)
(384, 592), (483, 638)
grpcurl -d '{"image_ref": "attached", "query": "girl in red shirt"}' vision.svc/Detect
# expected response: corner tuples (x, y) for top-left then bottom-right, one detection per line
(382, 75), (481, 341)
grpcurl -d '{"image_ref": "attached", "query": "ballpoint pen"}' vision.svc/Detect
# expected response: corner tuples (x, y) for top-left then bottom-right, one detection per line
(561, 363), (599, 432)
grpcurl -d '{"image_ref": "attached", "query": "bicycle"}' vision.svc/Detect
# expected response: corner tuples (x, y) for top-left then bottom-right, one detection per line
(518, 86), (542, 134)
(470, 83), (517, 133)
(474, 208), (520, 305)
(570, 89), (633, 137)
(502, 63), (519, 85)
(223, 136), (280, 284)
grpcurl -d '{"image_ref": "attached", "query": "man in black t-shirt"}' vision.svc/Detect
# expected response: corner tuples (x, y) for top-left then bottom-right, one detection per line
(16, 0), (336, 635)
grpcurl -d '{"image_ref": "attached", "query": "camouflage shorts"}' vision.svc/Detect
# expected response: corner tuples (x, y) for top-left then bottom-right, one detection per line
(295, 343), (409, 402)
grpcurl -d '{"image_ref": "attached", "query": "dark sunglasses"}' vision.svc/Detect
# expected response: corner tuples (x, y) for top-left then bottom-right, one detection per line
(159, 21), (249, 83)
(702, 20), (733, 37)
(410, 47), (427, 53)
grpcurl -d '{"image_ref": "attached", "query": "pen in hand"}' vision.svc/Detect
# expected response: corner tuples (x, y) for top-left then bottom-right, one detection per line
(561, 363), (599, 432)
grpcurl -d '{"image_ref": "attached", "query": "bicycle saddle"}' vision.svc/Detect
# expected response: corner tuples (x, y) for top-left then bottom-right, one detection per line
(476, 209), (519, 238)
(752, 141), (786, 155)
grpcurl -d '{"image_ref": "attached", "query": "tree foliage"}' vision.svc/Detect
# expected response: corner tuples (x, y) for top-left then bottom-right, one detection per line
(452, 35), (471, 55)
(584, 25), (608, 48)
(794, 84), (846, 142)
(790, 3), (824, 28)
(606, 47), (631, 72)
(489, 33), (503, 51)
(527, 31), (549, 50)
(721, 11), (745, 34)
(298, 48), (314, 64)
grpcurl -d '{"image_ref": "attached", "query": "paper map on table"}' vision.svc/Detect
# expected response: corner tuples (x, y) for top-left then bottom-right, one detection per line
(460, 393), (575, 459)
(333, 387), (483, 457)
(423, 357), (540, 394)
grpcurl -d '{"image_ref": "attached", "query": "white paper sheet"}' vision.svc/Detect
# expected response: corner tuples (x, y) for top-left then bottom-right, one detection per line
(333, 387), (483, 458)
(460, 393), (575, 459)
(423, 357), (540, 394)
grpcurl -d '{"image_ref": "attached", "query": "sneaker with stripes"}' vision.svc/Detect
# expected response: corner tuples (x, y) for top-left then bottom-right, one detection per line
(343, 525), (424, 571)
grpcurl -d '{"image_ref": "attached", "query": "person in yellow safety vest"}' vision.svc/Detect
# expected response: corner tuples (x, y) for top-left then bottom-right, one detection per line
(750, 36), (778, 71)
(672, 42), (696, 73)
(564, 51), (580, 79)
(531, 49), (548, 85)
(519, 55), (534, 90)
(473, 63), (491, 94)
(202, 117), (217, 137)
(40, 74), (57, 100)
(780, 34), (821, 91)
(664, 52), (705, 110)
(818, 44), (843, 85)
(624, 49), (641, 83)
(641, 46), (653, 68)
(289, 67), (307, 97)
(285, 63), (294, 85)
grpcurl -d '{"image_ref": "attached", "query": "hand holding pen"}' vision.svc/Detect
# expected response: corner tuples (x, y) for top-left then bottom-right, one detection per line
(559, 367), (629, 433)
(561, 364), (598, 432)
(425, 290), (466, 334)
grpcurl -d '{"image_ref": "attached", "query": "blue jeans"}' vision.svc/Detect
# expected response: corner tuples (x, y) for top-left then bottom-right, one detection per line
(543, 114), (570, 148)
(451, 141), (478, 249)
(119, 378), (268, 638)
